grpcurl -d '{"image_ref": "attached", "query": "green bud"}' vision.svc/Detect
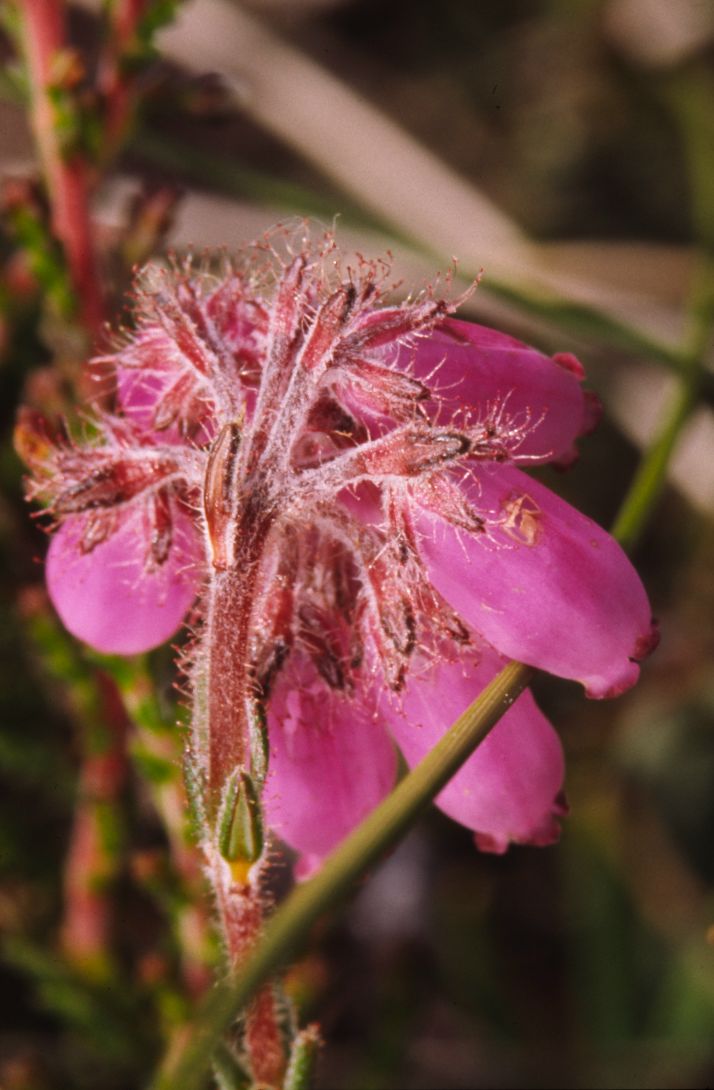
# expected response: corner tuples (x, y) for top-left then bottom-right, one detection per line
(284, 1026), (322, 1090)
(218, 770), (264, 867)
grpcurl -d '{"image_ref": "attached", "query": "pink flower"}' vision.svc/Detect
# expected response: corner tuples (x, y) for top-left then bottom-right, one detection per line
(19, 229), (656, 873)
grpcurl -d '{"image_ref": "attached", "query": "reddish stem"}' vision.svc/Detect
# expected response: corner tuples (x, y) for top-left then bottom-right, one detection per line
(97, 0), (149, 161)
(200, 487), (285, 1080)
(203, 497), (273, 804)
(20, 0), (105, 336)
(205, 571), (254, 801)
(60, 674), (127, 970)
(245, 985), (287, 1088)
(212, 858), (286, 1087)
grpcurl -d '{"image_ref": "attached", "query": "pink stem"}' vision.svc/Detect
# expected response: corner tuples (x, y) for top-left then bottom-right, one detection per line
(20, 0), (105, 336)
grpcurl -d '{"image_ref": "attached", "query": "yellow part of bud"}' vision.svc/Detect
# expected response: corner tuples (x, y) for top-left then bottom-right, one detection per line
(229, 858), (253, 886)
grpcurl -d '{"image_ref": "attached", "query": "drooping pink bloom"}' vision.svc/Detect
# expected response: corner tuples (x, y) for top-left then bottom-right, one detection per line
(18, 228), (656, 873)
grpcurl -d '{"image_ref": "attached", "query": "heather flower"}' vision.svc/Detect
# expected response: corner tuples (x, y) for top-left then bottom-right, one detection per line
(18, 228), (657, 877)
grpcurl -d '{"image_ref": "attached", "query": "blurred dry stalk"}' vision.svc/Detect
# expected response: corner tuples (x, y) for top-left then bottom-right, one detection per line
(604, 0), (714, 68)
(156, 0), (683, 330)
(99, 0), (714, 513)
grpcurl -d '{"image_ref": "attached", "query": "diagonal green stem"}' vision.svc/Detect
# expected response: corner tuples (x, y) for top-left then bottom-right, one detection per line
(152, 660), (534, 1090)
(611, 373), (699, 553)
(612, 62), (714, 551)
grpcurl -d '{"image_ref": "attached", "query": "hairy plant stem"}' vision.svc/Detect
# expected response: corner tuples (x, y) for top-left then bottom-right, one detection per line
(204, 567), (259, 805)
(199, 495), (286, 1085)
(210, 857), (285, 1089)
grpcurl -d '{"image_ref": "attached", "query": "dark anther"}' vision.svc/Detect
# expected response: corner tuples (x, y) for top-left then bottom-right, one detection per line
(342, 283), (357, 319)
(403, 604), (416, 656)
(256, 639), (290, 698)
(382, 601), (416, 656)
(443, 432), (471, 457)
(412, 431), (471, 472)
(315, 652), (345, 691)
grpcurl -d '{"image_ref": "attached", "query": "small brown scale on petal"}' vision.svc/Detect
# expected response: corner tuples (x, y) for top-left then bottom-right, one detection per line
(500, 493), (542, 547)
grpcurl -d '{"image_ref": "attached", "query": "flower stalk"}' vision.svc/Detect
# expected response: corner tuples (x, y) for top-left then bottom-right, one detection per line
(198, 445), (292, 1079)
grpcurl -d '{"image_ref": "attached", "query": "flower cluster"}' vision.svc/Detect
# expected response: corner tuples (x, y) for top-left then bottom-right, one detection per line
(18, 229), (657, 876)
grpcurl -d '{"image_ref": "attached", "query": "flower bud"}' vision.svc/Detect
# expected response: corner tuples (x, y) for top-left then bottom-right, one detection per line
(218, 769), (264, 872)
(284, 1025), (322, 1090)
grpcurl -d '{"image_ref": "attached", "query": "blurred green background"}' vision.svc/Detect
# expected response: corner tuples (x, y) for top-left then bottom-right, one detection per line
(1, 1), (714, 1087)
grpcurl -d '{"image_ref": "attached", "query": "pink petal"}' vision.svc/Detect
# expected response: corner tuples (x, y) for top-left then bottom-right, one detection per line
(389, 318), (592, 464)
(114, 330), (179, 426)
(263, 654), (397, 869)
(46, 504), (203, 654)
(415, 465), (657, 698)
(117, 364), (172, 429)
(114, 328), (218, 445)
(116, 364), (216, 446)
(383, 646), (566, 852)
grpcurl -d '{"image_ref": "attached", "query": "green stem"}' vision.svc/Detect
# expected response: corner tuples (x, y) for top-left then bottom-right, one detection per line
(612, 266), (714, 553)
(212, 1042), (251, 1090)
(611, 374), (698, 552)
(613, 67), (714, 549)
(152, 660), (534, 1090)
